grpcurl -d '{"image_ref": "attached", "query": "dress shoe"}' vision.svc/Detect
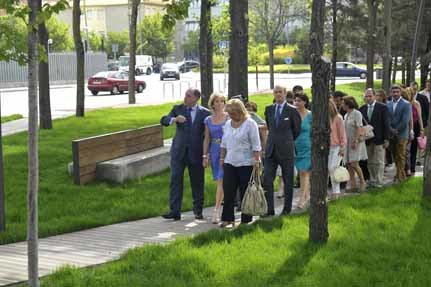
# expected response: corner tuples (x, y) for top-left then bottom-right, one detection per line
(162, 213), (181, 221)
(194, 212), (204, 220)
(280, 209), (291, 216)
(261, 211), (275, 218)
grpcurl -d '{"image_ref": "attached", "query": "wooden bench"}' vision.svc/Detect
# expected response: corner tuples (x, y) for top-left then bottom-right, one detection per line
(72, 125), (164, 185)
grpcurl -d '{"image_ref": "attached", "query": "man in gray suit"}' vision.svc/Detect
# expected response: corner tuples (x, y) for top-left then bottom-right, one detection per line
(263, 85), (302, 216)
(160, 88), (211, 220)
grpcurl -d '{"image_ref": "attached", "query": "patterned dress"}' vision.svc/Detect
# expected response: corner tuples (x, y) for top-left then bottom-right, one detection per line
(204, 116), (226, 180)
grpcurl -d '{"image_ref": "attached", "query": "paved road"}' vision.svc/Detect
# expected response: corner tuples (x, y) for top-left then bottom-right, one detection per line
(0, 72), (366, 118)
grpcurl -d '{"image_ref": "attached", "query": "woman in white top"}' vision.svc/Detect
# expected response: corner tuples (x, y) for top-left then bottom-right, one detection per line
(219, 99), (262, 228)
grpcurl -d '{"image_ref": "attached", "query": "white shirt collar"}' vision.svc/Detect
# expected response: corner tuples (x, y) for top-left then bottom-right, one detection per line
(368, 101), (376, 107)
(393, 97), (401, 104)
(275, 101), (286, 108)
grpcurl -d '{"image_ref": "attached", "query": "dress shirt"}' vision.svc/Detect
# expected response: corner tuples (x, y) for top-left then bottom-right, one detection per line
(392, 97), (401, 113)
(367, 101), (376, 119)
(169, 104), (198, 125)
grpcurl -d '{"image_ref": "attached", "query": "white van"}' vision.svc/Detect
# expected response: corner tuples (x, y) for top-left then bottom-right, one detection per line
(118, 55), (153, 75)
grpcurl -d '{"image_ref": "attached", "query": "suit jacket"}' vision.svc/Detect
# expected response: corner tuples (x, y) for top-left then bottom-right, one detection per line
(264, 103), (302, 159)
(387, 98), (412, 140)
(359, 101), (390, 145)
(160, 104), (211, 164)
(416, 93), (429, 128)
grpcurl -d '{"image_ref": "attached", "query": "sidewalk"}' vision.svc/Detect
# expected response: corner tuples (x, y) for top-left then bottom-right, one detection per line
(0, 164), (421, 286)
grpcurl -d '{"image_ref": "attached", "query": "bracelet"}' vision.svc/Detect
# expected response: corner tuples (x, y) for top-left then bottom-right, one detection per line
(219, 158), (225, 161)
(202, 155), (208, 158)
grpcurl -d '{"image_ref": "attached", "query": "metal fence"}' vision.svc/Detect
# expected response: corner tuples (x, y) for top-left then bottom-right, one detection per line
(0, 52), (107, 87)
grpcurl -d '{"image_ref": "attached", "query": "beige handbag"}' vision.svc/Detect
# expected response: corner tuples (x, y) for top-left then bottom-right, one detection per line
(333, 164), (350, 183)
(241, 166), (268, 216)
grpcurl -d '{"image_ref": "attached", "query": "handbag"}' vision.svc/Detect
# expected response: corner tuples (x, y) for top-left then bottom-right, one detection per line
(358, 117), (375, 142)
(418, 135), (427, 150)
(241, 166), (268, 216)
(333, 158), (350, 183)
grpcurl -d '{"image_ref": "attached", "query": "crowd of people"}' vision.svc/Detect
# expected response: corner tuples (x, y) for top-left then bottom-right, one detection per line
(160, 79), (430, 228)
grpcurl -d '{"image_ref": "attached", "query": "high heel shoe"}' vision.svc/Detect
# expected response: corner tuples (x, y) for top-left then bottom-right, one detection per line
(219, 221), (235, 228)
(211, 208), (220, 224)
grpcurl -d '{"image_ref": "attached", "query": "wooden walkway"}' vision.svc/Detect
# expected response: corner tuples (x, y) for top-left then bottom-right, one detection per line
(0, 166), (420, 286)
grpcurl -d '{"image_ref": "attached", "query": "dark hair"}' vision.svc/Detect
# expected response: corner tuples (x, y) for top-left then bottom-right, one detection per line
(343, 96), (358, 110)
(410, 81), (418, 87)
(231, 94), (245, 102)
(391, 84), (402, 91)
(376, 89), (387, 103)
(245, 102), (258, 112)
(295, 93), (309, 106)
(333, 90), (346, 99)
(292, 85), (304, 93)
(192, 89), (201, 99)
(286, 91), (294, 99)
(365, 88), (375, 95)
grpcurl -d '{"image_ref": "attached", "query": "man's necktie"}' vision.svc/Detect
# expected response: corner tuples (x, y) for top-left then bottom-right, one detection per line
(275, 105), (281, 127)
(367, 104), (373, 120)
(186, 107), (192, 126)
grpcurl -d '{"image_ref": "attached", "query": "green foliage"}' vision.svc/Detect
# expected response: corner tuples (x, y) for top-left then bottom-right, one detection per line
(137, 13), (174, 59)
(289, 25), (310, 64)
(88, 31), (104, 52)
(183, 30), (199, 58)
(249, 43), (267, 65)
(212, 3), (230, 53)
(30, 178), (431, 287)
(260, 45), (296, 65)
(105, 31), (129, 59)
(46, 16), (74, 52)
(162, 0), (192, 30)
(1, 114), (23, 124)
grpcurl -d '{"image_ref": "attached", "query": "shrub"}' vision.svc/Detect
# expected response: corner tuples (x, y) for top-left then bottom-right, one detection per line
(261, 45), (297, 65)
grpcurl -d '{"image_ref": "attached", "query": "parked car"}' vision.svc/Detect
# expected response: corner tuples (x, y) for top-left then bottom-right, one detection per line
(107, 61), (119, 71)
(336, 62), (367, 79)
(87, 71), (146, 95)
(160, 63), (180, 81)
(178, 60), (200, 73)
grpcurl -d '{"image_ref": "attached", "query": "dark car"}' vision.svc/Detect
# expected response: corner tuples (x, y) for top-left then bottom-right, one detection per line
(178, 60), (200, 73)
(107, 61), (119, 71)
(336, 62), (367, 79)
(87, 71), (146, 95)
(160, 63), (180, 81)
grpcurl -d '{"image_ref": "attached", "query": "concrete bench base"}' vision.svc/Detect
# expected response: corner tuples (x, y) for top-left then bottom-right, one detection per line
(69, 140), (171, 184)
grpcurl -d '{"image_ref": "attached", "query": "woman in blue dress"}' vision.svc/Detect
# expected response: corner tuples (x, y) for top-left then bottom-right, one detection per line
(203, 93), (228, 224)
(294, 93), (312, 209)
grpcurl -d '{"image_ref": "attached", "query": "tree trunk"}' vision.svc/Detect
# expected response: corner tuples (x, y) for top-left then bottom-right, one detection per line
(199, 0), (214, 108)
(392, 55), (397, 83)
(410, 0), (425, 84)
(229, 0), (248, 101)
(73, 0), (85, 117)
(309, 0), (329, 243)
(330, 0), (337, 94)
(268, 39), (275, 90)
(0, 96), (5, 232)
(382, 0), (392, 95)
(366, 0), (377, 89)
(402, 59), (406, 85)
(27, 0), (40, 285)
(424, 107), (431, 197)
(406, 56), (412, 85)
(38, 0), (52, 129)
(419, 33), (431, 89)
(128, 0), (139, 105)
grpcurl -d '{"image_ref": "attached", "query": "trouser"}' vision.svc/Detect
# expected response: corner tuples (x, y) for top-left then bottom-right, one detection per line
(328, 146), (341, 194)
(169, 152), (205, 217)
(359, 160), (370, 181)
(391, 138), (408, 181)
(263, 154), (295, 214)
(221, 164), (253, 223)
(366, 143), (386, 185)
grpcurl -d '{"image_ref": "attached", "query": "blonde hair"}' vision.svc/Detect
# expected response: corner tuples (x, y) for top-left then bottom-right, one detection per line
(225, 99), (249, 120)
(208, 92), (226, 111)
(328, 98), (339, 120)
(402, 87), (414, 103)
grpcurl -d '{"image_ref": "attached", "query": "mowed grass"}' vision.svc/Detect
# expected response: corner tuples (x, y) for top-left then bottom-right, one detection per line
(0, 82), (369, 245)
(33, 178), (431, 287)
(1, 114), (23, 123)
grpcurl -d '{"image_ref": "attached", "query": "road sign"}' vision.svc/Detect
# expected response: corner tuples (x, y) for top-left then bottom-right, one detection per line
(112, 44), (119, 53)
(218, 41), (229, 50)
(284, 57), (292, 65)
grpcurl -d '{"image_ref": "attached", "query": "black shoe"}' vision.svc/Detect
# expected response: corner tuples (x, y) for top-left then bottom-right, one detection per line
(280, 209), (291, 216)
(194, 212), (203, 220)
(261, 211), (275, 218)
(162, 212), (181, 221)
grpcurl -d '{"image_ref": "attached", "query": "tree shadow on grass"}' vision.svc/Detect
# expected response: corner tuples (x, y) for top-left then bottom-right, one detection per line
(190, 216), (285, 248)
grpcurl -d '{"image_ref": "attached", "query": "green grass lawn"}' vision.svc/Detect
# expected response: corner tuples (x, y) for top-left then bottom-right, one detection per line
(0, 81), (372, 245)
(1, 114), (23, 123)
(31, 178), (431, 287)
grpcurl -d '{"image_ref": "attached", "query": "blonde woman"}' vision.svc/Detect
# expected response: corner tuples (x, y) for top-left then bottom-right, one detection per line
(203, 93), (228, 224)
(328, 99), (347, 198)
(219, 99), (261, 228)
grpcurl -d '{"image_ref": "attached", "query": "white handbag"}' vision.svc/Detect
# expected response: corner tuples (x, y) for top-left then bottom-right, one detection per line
(333, 166), (350, 183)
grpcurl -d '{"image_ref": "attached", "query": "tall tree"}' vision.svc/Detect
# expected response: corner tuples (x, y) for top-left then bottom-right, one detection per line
(330, 0), (337, 94)
(410, 0), (425, 83)
(27, 0), (40, 285)
(199, 0), (214, 107)
(0, 96), (4, 232)
(366, 0), (377, 88)
(382, 0), (392, 95)
(229, 0), (249, 100)
(128, 0), (139, 104)
(424, 107), (431, 197)
(73, 0), (85, 117)
(38, 0), (53, 129)
(250, 0), (304, 90)
(309, 0), (330, 243)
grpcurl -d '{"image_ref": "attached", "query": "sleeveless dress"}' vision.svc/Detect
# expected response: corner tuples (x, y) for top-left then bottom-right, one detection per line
(204, 116), (226, 180)
(295, 111), (312, 171)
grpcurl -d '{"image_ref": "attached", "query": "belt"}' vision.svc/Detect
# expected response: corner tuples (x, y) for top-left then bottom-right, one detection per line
(211, 138), (222, 144)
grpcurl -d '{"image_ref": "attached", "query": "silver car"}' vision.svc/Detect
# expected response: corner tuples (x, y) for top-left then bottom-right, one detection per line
(160, 63), (180, 81)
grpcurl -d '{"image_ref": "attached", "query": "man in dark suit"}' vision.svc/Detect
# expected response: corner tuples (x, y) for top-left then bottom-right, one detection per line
(387, 85), (412, 182)
(359, 88), (390, 187)
(160, 88), (211, 220)
(263, 85), (302, 216)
